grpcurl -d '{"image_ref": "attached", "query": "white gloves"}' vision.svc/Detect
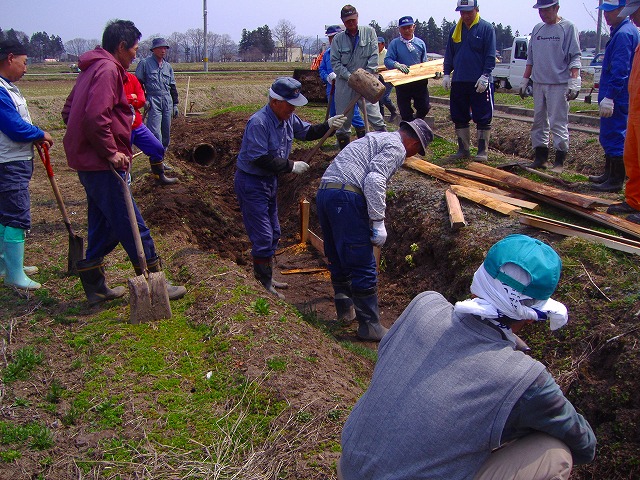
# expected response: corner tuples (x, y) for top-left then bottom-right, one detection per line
(566, 77), (581, 101)
(328, 114), (347, 130)
(394, 62), (410, 74)
(291, 161), (310, 175)
(442, 74), (451, 90)
(599, 97), (614, 118)
(475, 74), (489, 93)
(519, 77), (532, 99)
(327, 71), (337, 83)
(370, 220), (387, 247)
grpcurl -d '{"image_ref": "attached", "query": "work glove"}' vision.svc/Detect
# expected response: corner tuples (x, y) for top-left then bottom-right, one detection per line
(519, 78), (532, 99)
(599, 97), (614, 118)
(172, 104), (179, 118)
(394, 62), (410, 74)
(327, 72), (337, 83)
(566, 77), (581, 101)
(442, 74), (451, 90)
(370, 220), (387, 247)
(291, 161), (310, 175)
(475, 74), (489, 93)
(328, 114), (347, 130)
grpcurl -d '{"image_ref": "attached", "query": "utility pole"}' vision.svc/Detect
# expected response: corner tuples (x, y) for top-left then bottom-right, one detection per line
(595, 0), (603, 55)
(203, 0), (208, 71)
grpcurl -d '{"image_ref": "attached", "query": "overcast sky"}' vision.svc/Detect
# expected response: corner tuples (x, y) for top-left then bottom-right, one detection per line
(3, 0), (607, 45)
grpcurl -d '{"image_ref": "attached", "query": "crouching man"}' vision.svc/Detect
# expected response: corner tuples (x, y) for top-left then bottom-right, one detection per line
(339, 234), (596, 479)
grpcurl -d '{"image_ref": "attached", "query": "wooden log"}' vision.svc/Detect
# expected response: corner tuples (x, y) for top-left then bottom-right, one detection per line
(467, 162), (603, 209)
(445, 167), (511, 189)
(519, 213), (640, 256)
(445, 189), (467, 230)
(348, 68), (386, 103)
(478, 190), (539, 210)
(308, 229), (325, 256)
(450, 185), (522, 216)
(404, 157), (514, 196)
(299, 199), (310, 244)
(281, 267), (329, 275)
(380, 59), (444, 86)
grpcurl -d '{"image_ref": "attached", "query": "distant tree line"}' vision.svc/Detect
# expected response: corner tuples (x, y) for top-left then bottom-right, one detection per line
(1, 18), (608, 64)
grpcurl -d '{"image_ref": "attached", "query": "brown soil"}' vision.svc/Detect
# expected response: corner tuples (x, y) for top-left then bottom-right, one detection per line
(2, 103), (639, 478)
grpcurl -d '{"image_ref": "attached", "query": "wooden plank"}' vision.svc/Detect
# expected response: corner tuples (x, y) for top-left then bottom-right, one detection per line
(445, 189), (467, 230)
(404, 157), (514, 196)
(450, 185), (521, 216)
(281, 267), (329, 275)
(466, 162), (602, 209)
(445, 167), (510, 188)
(299, 199), (310, 244)
(480, 190), (539, 210)
(380, 59), (444, 86)
(519, 215), (640, 256)
(307, 229), (325, 256)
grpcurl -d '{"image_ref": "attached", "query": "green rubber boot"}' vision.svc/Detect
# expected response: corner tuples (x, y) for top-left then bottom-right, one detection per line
(3, 227), (40, 290)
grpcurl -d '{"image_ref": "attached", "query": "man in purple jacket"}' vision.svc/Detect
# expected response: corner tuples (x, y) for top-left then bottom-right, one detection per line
(62, 20), (185, 305)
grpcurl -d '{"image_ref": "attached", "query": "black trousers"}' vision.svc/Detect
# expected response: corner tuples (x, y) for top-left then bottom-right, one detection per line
(395, 79), (430, 121)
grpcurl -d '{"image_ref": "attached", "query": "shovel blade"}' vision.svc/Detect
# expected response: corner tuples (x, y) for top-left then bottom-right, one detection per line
(67, 234), (84, 276)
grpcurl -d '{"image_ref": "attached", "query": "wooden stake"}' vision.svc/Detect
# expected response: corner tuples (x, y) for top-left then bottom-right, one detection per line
(308, 229), (325, 256)
(183, 76), (191, 116)
(450, 185), (522, 216)
(300, 199), (310, 244)
(445, 189), (467, 230)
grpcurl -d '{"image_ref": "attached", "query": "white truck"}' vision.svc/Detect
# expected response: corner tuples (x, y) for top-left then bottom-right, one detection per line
(492, 36), (530, 90)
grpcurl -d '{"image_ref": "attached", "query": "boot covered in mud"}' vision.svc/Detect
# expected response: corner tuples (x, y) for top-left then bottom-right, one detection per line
(475, 129), (490, 162)
(593, 156), (625, 192)
(355, 127), (366, 139)
(448, 127), (471, 160)
(143, 256), (187, 300)
(77, 257), (126, 304)
(150, 162), (178, 185)
(550, 150), (567, 173)
(530, 146), (550, 169)
(332, 279), (356, 324)
(353, 287), (388, 341)
(270, 256), (288, 289)
(589, 155), (611, 184)
(336, 133), (350, 150)
(253, 257), (284, 299)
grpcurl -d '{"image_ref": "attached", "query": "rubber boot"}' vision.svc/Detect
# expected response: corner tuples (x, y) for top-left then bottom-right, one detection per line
(332, 280), (356, 324)
(387, 102), (398, 122)
(144, 256), (187, 300)
(270, 257), (288, 289)
(530, 146), (550, 169)
(336, 133), (350, 151)
(355, 127), (366, 139)
(77, 257), (125, 304)
(550, 150), (567, 173)
(475, 129), (490, 162)
(151, 163), (178, 185)
(0, 225), (38, 278)
(593, 156), (625, 193)
(352, 287), (388, 342)
(253, 258), (284, 299)
(589, 155), (611, 184)
(448, 127), (471, 160)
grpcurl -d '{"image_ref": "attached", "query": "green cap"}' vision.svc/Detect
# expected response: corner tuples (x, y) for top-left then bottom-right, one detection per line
(483, 234), (561, 300)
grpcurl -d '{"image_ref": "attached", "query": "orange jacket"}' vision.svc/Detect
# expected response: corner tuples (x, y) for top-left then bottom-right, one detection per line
(124, 72), (145, 129)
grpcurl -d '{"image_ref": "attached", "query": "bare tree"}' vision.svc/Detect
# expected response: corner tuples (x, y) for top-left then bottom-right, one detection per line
(168, 32), (188, 62)
(273, 19), (297, 62)
(217, 34), (237, 62)
(206, 32), (220, 62)
(64, 38), (91, 58)
(186, 28), (205, 62)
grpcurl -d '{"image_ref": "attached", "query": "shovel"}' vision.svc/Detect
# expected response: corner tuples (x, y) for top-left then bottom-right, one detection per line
(109, 164), (171, 324)
(36, 143), (84, 275)
(302, 68), (386, 163)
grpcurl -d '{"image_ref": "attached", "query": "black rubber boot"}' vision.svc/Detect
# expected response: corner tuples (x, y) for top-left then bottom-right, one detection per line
(550, 150), (567, 173)
(352, 287), (388, 342)
(607, 201), (638, 214)
(253, 258), (284, 299)
(530, 146), (550, 169)
(448, 127), (471, 160)
(142, 256), (187, 300)
(336, 133), (350, 150)
(593, 156), (625, 192)
(332, 280), (356, 324)
(475, 129), (490, 162)
(355, 127), (366, 139)
(77, 257), (126, 305)
(270, 257), (288, 289)
(151, 163), (178, 185)
(589, 155), (611, 184)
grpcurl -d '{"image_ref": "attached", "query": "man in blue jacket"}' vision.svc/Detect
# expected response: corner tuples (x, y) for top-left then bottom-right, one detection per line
(384, 16), (430, 122)
(589, 0), (639, 192)
(443, 0), (496, 162)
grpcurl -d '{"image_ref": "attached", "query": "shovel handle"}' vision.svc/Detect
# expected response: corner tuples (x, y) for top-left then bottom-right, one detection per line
(302, 94), (361, 164)
(36, 143), (76, 236)
(109, 163), (148, 273)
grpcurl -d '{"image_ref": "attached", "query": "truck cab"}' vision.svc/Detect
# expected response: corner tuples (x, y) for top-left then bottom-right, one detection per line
(493, 36), (530, 90)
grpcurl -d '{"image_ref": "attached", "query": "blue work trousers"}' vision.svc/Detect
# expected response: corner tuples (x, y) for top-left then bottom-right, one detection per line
(132, 123), (165, 166)
(234, 169), (280, 259)
(146, 94), (172, 150)
(450, 81), (494, 129)
(78, 170), (157, 264)
(0, 160), (32, 230)
(316, 187), (377, 291)
(600, 103), (628, 157)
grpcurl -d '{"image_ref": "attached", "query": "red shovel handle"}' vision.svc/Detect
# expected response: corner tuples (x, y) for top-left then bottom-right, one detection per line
(36, 143), (55, 178)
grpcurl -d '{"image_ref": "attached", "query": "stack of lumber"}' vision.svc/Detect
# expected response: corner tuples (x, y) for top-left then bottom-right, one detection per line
(403, 157), (640, 255)
(379, 59), (444, 86)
